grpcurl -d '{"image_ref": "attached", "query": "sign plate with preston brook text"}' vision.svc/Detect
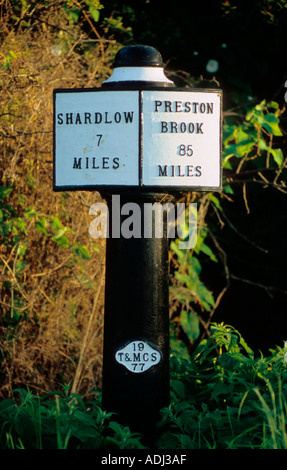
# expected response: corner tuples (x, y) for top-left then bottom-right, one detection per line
(53, 88), (222, 191)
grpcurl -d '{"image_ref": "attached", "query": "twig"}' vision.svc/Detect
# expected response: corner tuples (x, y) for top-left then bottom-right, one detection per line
(71, 266), (105, 394)
(0, 252), (29, 302)
(274, 153), (287, 184)
(31, 254), (73, 278)
(220, 210), (269, 254)
(224, 178), (287, 193)
(230, 274), (287, 297)
(242, 182), (250, 214)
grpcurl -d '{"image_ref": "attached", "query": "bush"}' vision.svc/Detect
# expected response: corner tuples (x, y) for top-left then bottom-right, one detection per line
(161, 323), (287, 449)
(0, 0), (115, 397)
(1, 323), (287, 449)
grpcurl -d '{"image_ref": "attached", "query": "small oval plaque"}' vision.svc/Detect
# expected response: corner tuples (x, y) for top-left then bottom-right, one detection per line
(115, 340), (161, 373)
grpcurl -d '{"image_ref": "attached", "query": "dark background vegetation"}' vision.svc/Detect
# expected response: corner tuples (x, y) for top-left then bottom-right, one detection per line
(119, 0), (287, 353)
(1, 0), (287, 402)
(98, 0), (287, 353)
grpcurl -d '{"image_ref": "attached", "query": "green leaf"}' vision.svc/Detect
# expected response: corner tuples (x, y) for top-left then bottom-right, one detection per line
(0, 185), (13, 201)
(67, 8), (80, 23)
(222, 154), (233, 169)
(170, 379), (186, 399)
(222, 184), (234, 194)
(210, 382), (233, 400)
(52, 234), (70, 248)
(246, 108), (265, 125)
(194, 230), (217, 262)
(24, 206), (38, 219)
(207, 194), (222, 211)
(199, 242), (218, 262)
(269, 148), (284, 167)
(17, 241), (28, 259)
(50, 216), (64, 231)
(73, 243), (91, 259)
(224, 140), (254, 158)
(15, 217), (27, 236)
(108, 421), (124, 435)
(15, 260), (27, 273)
(236, 128), (250, 142)
(18, 194), (25, 207)
(175, 266), (215, 312)
(223, 124), (237, 145)
(89, 6), (100, 21)
(51, 227), (67, 240)
(35, 217), (49, 236)
(258, 139), (270, 151)
(50, 217), (70, 247)
(267, 101), (279, 110)
(191, 256), (202, 275)
(2, 50), (18, 69)
(262, 113), (283, 136)
(180, 310), (200, 343)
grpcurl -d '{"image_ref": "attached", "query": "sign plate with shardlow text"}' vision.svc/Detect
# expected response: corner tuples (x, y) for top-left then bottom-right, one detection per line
(53, 88), (222, 191)
(53, 89), (139, 189)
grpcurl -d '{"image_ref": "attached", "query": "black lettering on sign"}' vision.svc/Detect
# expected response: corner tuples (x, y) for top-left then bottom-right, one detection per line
(57, 111), (134, 125)
(73, 157), (82, 169)
(177, 144), (193, 156)
(72, 156), (121, 170)
(158, 165), (168, 176)
(160, 122), (204, 134)
(158, 164), (202, 177)
(183, 102), (191, 113)
(75, 113), (82, 124)
(161, 122), (168, 133)
(92, 157), (99, 169)
(154, 100), (162, 112)
(153, 101), (214, 114)
(57, 113), (63, 124)
(124, 111), (134, 123)
(164, 101), (172, 112)
(66, 113), (73, 124)
(102, 157), (109, 169)
(84, 112), (91, 124)
(175, 101), (182, 112)
(113, 157), (120, 169)
(95, 112), (102, 124)
(151, 352), (158, 362)
(115, 341), (161, 373)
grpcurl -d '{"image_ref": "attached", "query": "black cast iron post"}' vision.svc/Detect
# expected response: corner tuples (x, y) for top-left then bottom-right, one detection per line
(101, 46), (175, 438)
(102, 193), (172, 437)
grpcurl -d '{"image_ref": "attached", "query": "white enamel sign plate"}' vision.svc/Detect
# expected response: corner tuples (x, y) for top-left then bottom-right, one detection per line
(53, 88), (222, 191)
(54, 90), (139, 189)
(115, 340), (161, 373)
(142, 90), (222, 189)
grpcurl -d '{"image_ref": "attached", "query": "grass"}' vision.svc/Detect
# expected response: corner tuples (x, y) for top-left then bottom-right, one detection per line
(1, 323), (287, 449)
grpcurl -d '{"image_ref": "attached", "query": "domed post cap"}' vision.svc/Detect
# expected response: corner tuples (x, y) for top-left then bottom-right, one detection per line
(113, 45), (164, 68)
(103, 45), (174, 86)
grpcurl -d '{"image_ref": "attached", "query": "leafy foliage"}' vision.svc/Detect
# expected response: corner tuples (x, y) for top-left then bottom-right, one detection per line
(1, 324), (287, 449)
(169, 97), (286, 353)
(158, 323), (287, 449)
(0, 0), (113, 397)
(0, 386), (144, 449)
